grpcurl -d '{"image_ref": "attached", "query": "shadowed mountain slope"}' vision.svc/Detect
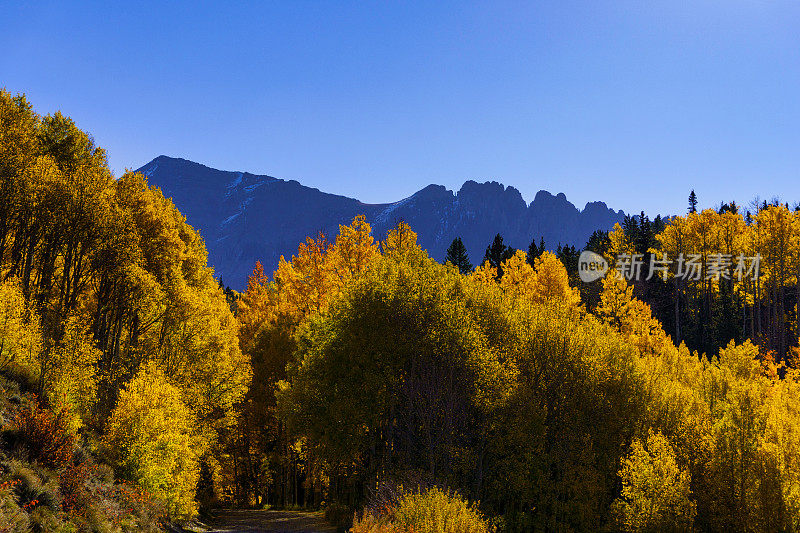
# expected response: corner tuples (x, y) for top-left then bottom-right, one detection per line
(137, 156), (625, 289)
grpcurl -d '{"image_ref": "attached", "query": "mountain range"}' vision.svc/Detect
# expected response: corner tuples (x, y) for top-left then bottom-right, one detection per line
(136, 156), (626, 290)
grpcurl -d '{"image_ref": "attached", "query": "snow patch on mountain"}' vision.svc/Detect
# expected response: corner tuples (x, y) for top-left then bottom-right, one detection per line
(143, 162), (158, 178)
(376, 196), (414, 223)
(244, 181), (265, 193)
(225, 173), (244, 197)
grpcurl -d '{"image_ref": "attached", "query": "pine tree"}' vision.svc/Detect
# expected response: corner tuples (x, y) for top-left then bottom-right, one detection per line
(623, 214), (640, 245)
(556, 244), (580, 275)
(585, 230), (611, 256)
(483, 234), (514, 278)
(527, 236), (545, 267)
(445, 237), (473, 274)
(652, 214), (665, 235)
(635, 211), (654, 255)
(689, 190), (698, 213)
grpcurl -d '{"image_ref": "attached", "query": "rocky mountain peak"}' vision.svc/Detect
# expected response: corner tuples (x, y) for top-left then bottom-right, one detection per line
(137, 156), (626, 289)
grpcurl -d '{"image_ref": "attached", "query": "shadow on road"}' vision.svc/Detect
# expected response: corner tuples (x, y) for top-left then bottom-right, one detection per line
(204, 509), (338, 533)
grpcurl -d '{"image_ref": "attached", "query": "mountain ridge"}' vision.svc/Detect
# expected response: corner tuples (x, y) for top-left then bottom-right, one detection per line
(136, 155), (626, 290)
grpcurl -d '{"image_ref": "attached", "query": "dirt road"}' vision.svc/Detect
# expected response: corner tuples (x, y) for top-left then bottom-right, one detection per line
(203, 509), (337, 533)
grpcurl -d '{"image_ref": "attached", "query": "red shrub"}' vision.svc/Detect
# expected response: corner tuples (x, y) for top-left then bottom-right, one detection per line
(12, 398), (75, 469)
(59, 461), (92, 514)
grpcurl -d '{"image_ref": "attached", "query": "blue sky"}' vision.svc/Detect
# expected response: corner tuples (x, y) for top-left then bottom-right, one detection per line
(2, 1), (799, 215)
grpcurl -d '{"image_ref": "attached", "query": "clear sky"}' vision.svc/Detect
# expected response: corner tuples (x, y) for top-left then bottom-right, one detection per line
(2, 1), (799, 215)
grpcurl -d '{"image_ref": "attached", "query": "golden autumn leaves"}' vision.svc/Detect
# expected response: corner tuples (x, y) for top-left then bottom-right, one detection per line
(475, 249), (581, 308)
(8, 88), (800, 529)
(0, 90), (249, 519)
(239, 216), (418, 350)
(235, 212), (800, 531)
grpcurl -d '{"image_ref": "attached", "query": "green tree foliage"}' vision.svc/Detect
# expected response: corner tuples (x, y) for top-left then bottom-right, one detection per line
(555, 243), (579, 278)
(585, 229), (611, 256)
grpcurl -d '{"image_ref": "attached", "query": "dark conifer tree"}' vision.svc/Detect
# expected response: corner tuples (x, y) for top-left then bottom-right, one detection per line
(635, 211), (654, 255)
(689, 190), (698, 213)
(622, 214), (639, 245)
(556, 244), (580, 275)
(483, 233), (514, 278)
(652, 214), (665, 236)
(527, 236), (546, 267)
(585, 230), (611, 256)
(445, 237), (473, 274)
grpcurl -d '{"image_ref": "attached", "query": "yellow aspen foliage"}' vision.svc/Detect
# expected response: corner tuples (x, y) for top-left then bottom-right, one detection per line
(0, 279), (98, 429)
(160, 270), (250, 421)
(691, 340), (800, 531)
(237, 261), (274, 351)
(498, 250), (536, 297)
(596, 273), (669, 356)
(526, 251), (581, 308)
(97, 171), (250, 427)
(755, 204), (797, 294)
(472, 260), (499, 288)
(273, 232), (335, 318)
(762, 365), (800, 527)
(706, 378), (768, 529)
(331, 214), (380, 282)
(611, 430), (696, 532)
(654, 215), (689, 261)
(493, 250), (580, 308)
(352, 487), (493, 533)
(382, 221), (421, 257)
(607, 223), (634, 263)
(714, 210), (747, 258)
(265, 216), (383, 326)
(46, 315), (100, 426)
(596, 274), (635, 330)
(633, 343), (710, 471)
(0, 277), (41, 372)
(105, 364), (204, 518)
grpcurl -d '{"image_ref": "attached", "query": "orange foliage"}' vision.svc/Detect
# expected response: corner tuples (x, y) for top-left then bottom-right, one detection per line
(12, 398), (75, 469)
(241, 216), (384, 332)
